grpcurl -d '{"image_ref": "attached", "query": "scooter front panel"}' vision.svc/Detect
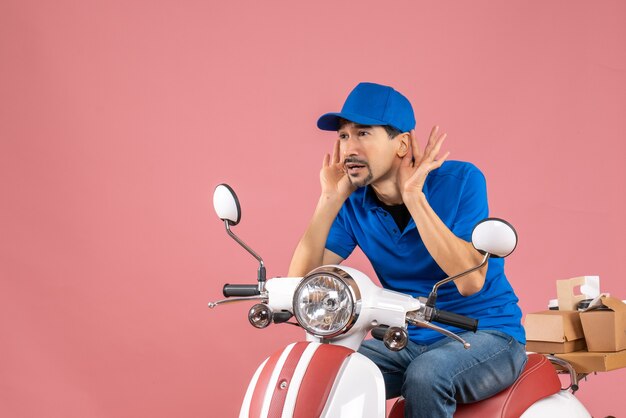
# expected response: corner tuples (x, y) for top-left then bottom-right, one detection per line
(292, 343), (356, 417)
(240, 358), (268, 418)
(319, 351), (386, 418)
(240, 342), (355, 418)
(266, 342), (311, 417)
(247, 342), (298, 418)
(276, 343), (320, 416)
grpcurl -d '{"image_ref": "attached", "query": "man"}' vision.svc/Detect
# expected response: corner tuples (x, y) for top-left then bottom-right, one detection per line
(288, 82), (527, 417)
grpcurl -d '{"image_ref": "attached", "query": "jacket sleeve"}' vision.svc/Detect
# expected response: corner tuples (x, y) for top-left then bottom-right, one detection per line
(451, 166), (489, 242)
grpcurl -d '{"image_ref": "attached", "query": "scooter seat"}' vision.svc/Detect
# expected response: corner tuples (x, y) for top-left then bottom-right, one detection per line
(387, 353), (561, 418)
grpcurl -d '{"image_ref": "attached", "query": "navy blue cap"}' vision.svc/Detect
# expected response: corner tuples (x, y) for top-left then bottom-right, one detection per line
(317, 82), (416, 133)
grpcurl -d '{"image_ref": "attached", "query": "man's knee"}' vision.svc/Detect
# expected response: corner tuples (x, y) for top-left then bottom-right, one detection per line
(403, 355), (451, 396)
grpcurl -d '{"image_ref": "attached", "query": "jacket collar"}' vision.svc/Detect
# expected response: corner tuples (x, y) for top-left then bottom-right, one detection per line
(360, 182), (430, 210)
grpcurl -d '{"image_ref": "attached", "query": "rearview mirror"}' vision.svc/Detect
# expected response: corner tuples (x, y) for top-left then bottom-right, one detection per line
(471, 218), (517, 258)
(213, 184), (241, 225)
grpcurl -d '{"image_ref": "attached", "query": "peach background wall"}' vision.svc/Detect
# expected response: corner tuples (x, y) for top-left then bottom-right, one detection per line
(1, 1), (625, 417)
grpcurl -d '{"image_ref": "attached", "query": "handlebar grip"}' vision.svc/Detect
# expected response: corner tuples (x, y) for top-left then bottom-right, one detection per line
(371, 325), (389, 341)
(222, 284), (260, 297)
(432, 309), (478, 332)
(273, 311), (293, 324)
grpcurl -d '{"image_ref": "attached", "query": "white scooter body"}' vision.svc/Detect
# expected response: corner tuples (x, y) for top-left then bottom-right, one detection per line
(236, 274), (591, 418)
(239, 342), (385, 418)
(237, 270), (416, 418)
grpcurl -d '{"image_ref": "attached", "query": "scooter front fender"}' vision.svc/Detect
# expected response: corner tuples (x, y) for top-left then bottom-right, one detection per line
(239, 342), (386, 418)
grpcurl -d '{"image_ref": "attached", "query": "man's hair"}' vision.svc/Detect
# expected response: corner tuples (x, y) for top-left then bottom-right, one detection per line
(337, 117), (402, 139)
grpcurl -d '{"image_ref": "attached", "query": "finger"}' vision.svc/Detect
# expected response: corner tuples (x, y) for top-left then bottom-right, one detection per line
(426, 133), (447, 162)
(433, 133), (447, 153)
(322, 153), (330, 168)
(401, 150), (412, 166)
(410, 129), (421, 154)
(431, 151), (450, 170)
(427, 125), (439, 144)
(332, 139), (341, 164)
(422, 125), (439, 157)
(410, 129), (423, 163)
(429, 125), (439, 139)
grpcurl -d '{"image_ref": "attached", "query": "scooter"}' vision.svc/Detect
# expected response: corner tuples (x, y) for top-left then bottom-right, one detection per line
(209, 183), (591, 418)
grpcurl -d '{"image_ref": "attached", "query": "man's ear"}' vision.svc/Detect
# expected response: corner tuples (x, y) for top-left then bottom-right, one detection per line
(397, 133), (410, 157)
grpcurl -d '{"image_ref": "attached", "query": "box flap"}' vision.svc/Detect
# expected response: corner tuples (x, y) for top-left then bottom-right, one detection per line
(527, 339), (586, 354)
(584, 295), (626, 313)
(556, 276), (600, 311)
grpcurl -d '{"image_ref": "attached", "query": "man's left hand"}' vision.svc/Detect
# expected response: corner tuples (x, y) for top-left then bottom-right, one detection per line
(398, 126), (450, 202)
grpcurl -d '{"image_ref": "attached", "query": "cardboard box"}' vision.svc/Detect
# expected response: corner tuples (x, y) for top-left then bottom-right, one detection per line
(556, 276), (599, 310)
(524, 310), (586, 354)
(556, 349), (626, 373)
(526, 339), (586, 354)
(580, 296), (626, 352)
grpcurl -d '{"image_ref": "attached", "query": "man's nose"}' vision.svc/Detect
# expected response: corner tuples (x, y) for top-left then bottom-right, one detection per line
(342, 136), (360, 157)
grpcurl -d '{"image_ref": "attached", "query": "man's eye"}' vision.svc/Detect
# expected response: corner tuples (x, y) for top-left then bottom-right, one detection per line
(358, 130), (369, 136)
(339, 133), (348, 140)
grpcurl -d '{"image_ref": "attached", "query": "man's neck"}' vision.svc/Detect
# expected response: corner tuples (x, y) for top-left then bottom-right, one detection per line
(371, 180), (403, 206)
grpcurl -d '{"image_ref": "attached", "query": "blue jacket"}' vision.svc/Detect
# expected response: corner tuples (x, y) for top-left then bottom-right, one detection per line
(326, 161), (526, 344)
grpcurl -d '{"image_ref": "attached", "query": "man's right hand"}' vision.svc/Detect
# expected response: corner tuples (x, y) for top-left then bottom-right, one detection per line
(320, 139), (356, 201)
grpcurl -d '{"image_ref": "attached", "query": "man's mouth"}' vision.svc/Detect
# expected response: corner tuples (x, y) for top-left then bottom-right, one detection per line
(344, 160), (368, 176)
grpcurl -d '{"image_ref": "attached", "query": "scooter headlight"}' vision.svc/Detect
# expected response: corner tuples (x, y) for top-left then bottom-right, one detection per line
(293, 267), (361, 338)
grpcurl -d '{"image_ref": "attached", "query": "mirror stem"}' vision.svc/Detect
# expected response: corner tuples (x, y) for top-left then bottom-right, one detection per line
(426, 253), (490, 307)
(225, 220), (266, 290)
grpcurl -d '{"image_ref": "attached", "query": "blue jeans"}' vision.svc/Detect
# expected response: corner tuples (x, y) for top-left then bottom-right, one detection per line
(358, 330), (527, 418)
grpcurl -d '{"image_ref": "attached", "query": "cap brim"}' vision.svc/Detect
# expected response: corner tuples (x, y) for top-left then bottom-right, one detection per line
(317, 112), (389, 131)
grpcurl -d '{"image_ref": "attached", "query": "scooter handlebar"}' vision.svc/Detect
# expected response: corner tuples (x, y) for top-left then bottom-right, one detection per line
(223, 284), (261, 297)
(431, 309), (478, 332)
(371, 325), (389, 341)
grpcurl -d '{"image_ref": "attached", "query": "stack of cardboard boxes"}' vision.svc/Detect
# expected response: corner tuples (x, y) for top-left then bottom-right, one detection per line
(524, 277), (626, 373)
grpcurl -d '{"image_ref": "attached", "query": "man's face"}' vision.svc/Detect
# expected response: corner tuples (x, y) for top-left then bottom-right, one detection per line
(338, 123), (400, 188)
